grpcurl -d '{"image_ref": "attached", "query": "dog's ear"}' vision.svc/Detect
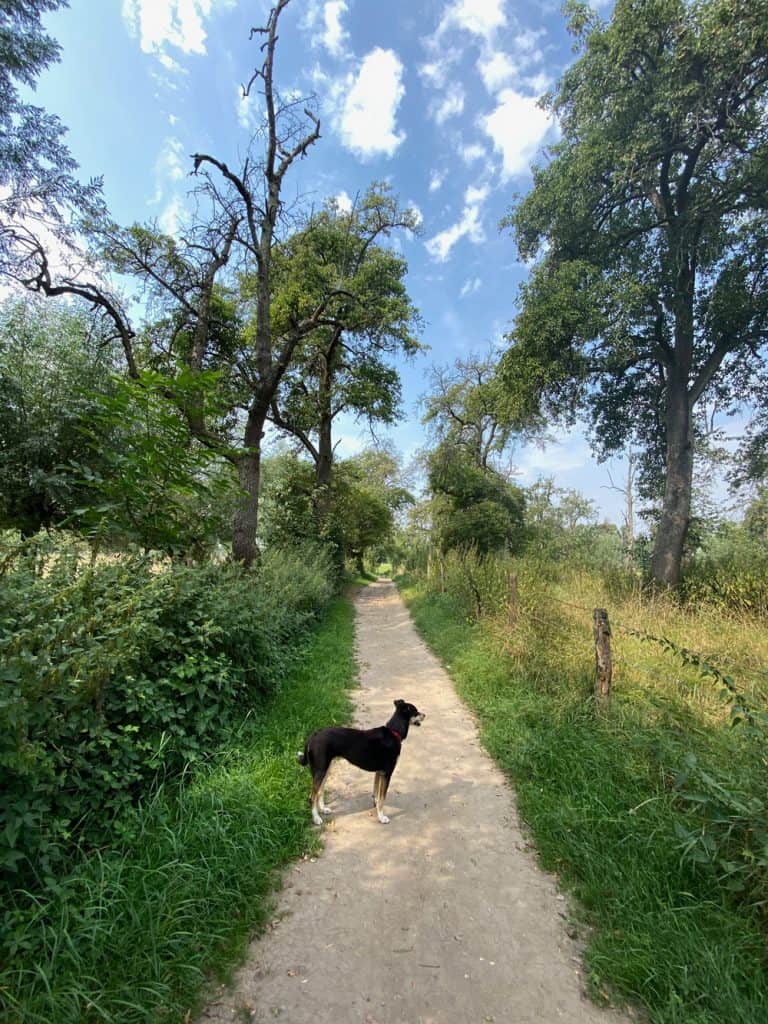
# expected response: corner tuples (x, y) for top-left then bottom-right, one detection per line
(394, 699), (405, 708)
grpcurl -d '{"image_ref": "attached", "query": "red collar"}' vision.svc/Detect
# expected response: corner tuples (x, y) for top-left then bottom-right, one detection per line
(389, 728), (402, 743)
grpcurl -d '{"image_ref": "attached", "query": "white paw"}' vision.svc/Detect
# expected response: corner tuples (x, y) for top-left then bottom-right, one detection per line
(312, 813), (323, 826)
(378, 813), (390, 824)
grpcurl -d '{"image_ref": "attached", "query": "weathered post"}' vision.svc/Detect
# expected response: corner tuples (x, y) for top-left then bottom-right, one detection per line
(508, 571), (518, 627)
(593, 607), (612, 708)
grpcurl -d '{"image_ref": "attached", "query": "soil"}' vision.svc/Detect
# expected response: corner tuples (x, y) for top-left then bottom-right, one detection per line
(198, 580), (633, 1024)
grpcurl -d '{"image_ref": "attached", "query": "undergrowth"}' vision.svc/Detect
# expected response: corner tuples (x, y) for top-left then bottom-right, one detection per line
(397, 567), (768, 1024)
(0, 596), (356, 1024)
(0, 535), (334, 880)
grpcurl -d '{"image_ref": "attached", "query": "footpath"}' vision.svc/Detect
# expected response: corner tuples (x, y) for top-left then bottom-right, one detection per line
(199, 580), (632, 1024)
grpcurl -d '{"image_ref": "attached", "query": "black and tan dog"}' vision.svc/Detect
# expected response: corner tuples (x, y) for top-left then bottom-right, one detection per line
(297, 699), (425, 825)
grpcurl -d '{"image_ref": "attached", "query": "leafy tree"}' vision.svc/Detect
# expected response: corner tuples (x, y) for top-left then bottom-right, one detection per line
(427, 442), (526, 555)
(0, 295), (116, 534)
(423, 352), (537, 472)
(500, 0), (768, 586)
(269, 186), (422, 497)
(260, 447), (408, 572)
(71, 374), (240, 558)
(0, 1), (103, 278)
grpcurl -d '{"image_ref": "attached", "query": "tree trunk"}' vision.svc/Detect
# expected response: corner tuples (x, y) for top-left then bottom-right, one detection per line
(650, 380), (693, 587)
(231, 408), (266, 566)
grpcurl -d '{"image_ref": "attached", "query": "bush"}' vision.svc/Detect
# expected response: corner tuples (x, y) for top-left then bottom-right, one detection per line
(682, 527), (768, 615)
(0, 535), (333, 881)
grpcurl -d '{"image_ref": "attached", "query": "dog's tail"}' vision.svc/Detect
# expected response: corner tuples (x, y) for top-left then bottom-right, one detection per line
(296, 742), (308, 766)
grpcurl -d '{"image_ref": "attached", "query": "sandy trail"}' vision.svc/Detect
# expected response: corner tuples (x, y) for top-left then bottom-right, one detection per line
(199, 580), (630, 1024)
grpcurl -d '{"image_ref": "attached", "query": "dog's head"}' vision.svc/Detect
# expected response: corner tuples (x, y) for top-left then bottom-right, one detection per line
(394, 698), (425, 726)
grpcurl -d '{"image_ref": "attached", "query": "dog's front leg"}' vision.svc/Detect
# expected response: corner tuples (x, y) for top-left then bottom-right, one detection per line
(374, 771), (392, 824)
(311, 770), (329, 826)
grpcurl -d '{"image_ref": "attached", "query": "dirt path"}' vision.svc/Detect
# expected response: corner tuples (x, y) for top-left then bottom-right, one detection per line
(199, 580), (631, 1024)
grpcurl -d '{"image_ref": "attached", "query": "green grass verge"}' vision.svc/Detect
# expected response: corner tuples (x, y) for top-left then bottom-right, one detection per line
(1, 597), (356, 1024)
(397, 576), (768, 1024)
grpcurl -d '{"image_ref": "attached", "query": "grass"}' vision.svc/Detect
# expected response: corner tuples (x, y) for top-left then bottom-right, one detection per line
(0, 596), (357, 1024)
(397, 570), (768, 1024)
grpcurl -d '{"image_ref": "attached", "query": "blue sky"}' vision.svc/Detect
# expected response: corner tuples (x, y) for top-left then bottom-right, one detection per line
(32, 0), (641, 523)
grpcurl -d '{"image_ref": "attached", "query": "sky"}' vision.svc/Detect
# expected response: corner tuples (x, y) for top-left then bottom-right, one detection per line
(29, 0), (644, 524)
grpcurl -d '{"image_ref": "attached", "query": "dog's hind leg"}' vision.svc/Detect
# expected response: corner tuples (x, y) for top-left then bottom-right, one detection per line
(374, 771), (393, 825)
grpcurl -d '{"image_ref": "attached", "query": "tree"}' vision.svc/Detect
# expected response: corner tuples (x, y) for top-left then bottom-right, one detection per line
(7, 1), (334, 567)
(269, 186), (422, 497)
(71, 374), (239, 558)
(423, 351), (538, 473)
(0, 295), (116, 534)
(427, 442), (526, 555)
(259, 447), (407, 572)
(500, 0), (768, 586)
(0, 1), (103, 278)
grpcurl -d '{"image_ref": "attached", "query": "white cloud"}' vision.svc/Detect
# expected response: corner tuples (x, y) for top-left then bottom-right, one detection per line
(482, 89), (552, 179)
(460, 276), (482, 297)
(479, 50), (517, 92)
(158, 194), (185, 236)
(407, 200), (424, 228)
(477, 29), (547, 96)
(159, 137), (186, 182)
(434, 86), (465, 125)
(236, 86), (261, 133)
(464, 183), (490, 205)
(425, 184), (489, 262)
(419, 49), (461, 90)
(121, 0), (234, 61)
(149, 137), (186, 205)
(461, 142), (486, 163)
(437, 0), (507, 41)
(322, 0), (349, 56)
(428, 169), (446, 192)
(333, 190), (353, 213)
(334, 48), (406, 158)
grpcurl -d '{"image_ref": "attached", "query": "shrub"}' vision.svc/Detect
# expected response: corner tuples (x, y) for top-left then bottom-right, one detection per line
(0, 535), (333, 881)
(682, 527), (768, 616)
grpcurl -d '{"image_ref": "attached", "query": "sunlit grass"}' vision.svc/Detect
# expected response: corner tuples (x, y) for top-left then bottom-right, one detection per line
(398, 570), (768, 1024)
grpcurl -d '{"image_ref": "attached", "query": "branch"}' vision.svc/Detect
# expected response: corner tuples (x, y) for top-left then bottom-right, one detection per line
(9, 228), (139, 377)
(268, 398), (319, 463)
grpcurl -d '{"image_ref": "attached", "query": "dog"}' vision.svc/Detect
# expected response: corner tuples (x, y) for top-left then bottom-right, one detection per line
(297, 699), (425, 825)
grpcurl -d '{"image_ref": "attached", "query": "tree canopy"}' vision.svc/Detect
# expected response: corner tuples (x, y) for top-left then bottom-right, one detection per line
(499, 0), (768, 585)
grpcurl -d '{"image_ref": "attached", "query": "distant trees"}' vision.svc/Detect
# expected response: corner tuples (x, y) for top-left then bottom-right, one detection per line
(421, 354), (527, 555)
(500, 0), (768, 587)
(260, 447), (410, 571)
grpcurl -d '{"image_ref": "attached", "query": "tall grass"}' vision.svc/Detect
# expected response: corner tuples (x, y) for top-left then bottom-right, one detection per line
(1, 598), (356, 1024)
(398, 566), (768, 1024)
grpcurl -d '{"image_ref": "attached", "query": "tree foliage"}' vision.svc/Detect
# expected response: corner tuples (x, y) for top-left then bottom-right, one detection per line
(427, 442), (526, 555)
(0, 295), (116, 534)
(500, 0), (768, 585)
(423, 351), (539, 473)
(269, 185), (422, 491)
(0, 1), (103, 278)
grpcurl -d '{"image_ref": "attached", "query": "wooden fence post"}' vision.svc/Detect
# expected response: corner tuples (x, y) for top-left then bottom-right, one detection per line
(593, 607), (612, 708)
(508, 571), (518, 626)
